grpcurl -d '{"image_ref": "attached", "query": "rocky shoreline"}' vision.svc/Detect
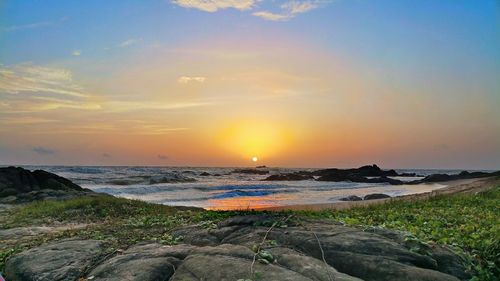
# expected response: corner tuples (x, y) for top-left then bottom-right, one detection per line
(261, 164), (500, 185)
(1, 166), (499, 281)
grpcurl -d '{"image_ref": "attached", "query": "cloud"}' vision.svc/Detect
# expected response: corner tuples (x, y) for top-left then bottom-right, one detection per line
(0, 63), (88, 98)
(118, 38), (141, 47)
(252, 11), (290, 21)
(33, 146), (56, 155)
(72, 50), (81, 56)
(1, 16), (68, 32)
(253, 0), (322, 21)
(102, 153), (111, 158)
(178, 76), (206, 84)
(172, 0), (255, 12)
(158, 154), (168, 160)
(281, 0), (319, 14)
(172, 0), (327, 21)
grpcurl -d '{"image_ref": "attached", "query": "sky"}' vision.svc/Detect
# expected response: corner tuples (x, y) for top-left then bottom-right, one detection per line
(0, 0), (499, 169)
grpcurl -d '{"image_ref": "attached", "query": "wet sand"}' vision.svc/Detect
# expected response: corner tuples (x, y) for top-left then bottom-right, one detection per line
(257, 177), (500, 211)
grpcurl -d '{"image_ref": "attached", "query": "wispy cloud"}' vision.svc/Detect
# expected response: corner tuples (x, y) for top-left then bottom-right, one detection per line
(172, 0), (325, 21)
(1, 17), (68, 32)
(72, 50), (81, 56)
(253, 0), (322, 21)
(102, 153), (111, 158)
(252, 11), (290, 21)
(33, 146), (56, 155)
(118, 38), (141, 47)
(178, 76), (206, 84)
(104, 101), (211, 113)
(172, 0), (255, 12)
(0, 63), (88, 98)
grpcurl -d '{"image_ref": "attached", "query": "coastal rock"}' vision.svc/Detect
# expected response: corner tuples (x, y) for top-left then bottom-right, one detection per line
(5, 215), (469, 281)
(263, 172), (314, 181)
(0, 166), (93, 201)
(339, 195), (363, 201)
(314, 164), (397, 178)
(5, 239), (103, 281)
(0, 167), (82, 197)
(363, 193), (391, 200)
(314, 165), (404, 185)
(411, 170), (500, 184)
(172, 215), (466, 281)
(231, 169), (269, 175)
(199, 172), (211, 176)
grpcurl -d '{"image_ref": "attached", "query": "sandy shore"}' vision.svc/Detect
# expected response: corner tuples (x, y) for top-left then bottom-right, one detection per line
(257, 176), (500, 211)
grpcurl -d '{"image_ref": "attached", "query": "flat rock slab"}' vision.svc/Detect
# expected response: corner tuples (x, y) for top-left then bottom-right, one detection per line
(5, 239), (103, 281)
(5, 215), (470, 281)
(88, 243), (360, 281)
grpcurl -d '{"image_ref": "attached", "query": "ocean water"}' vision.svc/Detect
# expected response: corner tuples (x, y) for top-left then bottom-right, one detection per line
(16, 166), (482, 210)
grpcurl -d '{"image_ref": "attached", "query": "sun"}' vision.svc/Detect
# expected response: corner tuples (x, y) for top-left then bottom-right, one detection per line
(252, 156), (258, 162)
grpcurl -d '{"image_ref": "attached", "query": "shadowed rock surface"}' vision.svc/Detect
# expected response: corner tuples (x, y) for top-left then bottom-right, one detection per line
(0, 167), (95, 202)
(5, 215), (470, 281)
(339, 195), (363, 201)
(363, 193), (391, 200)
(5, 240), (103, 281)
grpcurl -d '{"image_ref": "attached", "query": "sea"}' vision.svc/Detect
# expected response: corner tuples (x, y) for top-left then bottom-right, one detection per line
(13, 166), (489, 210)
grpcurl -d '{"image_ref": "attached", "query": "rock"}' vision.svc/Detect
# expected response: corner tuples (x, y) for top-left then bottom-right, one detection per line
(5, 239), (103, 281)
(428, 243), (472, 280)
(410, 170), (500, 184)
(199, 172), (211, 176)
(0, 167), (92, 201)
(263, 172), (314, 181)
(172, 216), (466, 281)
(231, 169), (269, 175)
(256, 165), (267, 168)
(314, 165), (404, 184)
(363, 193), (391, 200)
(171, 244), (362, 281)
(5, 215), (469, 281)
(339, 195), (363, 201)
(88, 244), (193, 281)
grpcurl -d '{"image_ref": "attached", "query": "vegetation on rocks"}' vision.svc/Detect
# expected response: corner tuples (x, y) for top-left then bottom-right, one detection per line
(298, 185), (500, 281)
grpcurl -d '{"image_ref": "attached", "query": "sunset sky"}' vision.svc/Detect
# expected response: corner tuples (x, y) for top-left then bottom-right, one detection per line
(0, 0), (499, 169)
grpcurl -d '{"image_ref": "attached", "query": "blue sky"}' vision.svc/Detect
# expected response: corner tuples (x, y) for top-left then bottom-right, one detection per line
(0, 0), (499, 168)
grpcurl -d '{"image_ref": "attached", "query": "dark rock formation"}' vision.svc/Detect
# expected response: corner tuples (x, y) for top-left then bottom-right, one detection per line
(231, 169), (269, 175)
(339, 195), (363, 201)
(199, 172), (211, 176)
(409, 170), (500, 184)
(263, 172), (314, 181)
(314, 165), (397, 178)
(314, 165), (403, 184)
(0, 167), (95, 202)
(5, 215), (470, 281)
(363, 193), (391, 200)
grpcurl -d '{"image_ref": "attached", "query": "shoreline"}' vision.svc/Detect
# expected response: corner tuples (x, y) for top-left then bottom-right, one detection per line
(253, 177), (500, 211)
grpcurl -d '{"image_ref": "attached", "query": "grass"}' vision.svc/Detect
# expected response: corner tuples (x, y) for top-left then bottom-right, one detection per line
(1, 186), (499, 280)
